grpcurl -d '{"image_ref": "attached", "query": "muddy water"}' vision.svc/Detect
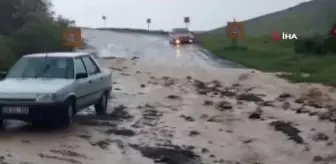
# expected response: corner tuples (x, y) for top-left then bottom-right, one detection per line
(1, 30), (336, 164)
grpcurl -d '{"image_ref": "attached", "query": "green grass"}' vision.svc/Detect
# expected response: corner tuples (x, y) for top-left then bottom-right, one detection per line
(197, 34), (336, 86)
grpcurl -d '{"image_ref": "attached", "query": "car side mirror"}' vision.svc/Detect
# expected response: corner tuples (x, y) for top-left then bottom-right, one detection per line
(75, 73), (88, 79)
(0, 71), (7, 79)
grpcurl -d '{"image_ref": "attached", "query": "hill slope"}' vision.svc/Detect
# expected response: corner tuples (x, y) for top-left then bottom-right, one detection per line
(208, 0), (336, 36)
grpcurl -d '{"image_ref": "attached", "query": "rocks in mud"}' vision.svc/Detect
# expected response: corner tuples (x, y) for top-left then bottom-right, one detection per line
(201, 148), (209, 153)
(134, 105), (163, 127)
(203, 100), (214, 106)
(120, 73), (130, 76)
(49, 149), (88, 159)
(215, 101), (233, 111)
(248, 112), (261, 120)
(276, 93), (293, 101)
(38, 153), (82, 164)
(105, 128), (136, 137)
(167, 94), (181, 100)
(186, 76), (192, 80)
(180, 114), (195, 122)
(313, 155), (323, 162)
(269, 121), (304, 144)
(130, 144), (202, 164)
(131, 56), (139, 60)
(318, 111), (336, 122)
(312, 132), (329, 141)
(140, 84), (146, 88)
(90, 139), (112, 149)
(110, 105), (133, 120)
(162, 76), (175, 87)
(189, 130), (200, 136)
(236, 93), (264, 103)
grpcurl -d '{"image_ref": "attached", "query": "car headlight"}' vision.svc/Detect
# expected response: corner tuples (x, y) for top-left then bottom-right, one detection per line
(36, 93), (57, 102)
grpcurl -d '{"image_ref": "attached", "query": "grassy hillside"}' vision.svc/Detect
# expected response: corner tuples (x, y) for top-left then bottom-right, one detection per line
(208, 0), (336, 36)
(198, 0), (336, 86)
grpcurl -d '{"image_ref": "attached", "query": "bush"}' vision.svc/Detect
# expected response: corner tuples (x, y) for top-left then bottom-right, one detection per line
(0, 0), (75, 71)
(0, 35), (16, 71)
(294, 35), (336, 55)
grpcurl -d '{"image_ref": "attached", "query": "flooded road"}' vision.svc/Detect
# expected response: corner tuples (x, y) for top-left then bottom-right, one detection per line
(1, 29), (336, 164)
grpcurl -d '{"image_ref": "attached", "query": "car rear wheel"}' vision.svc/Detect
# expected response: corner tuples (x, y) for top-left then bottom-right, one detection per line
(95, 92), (108, 115)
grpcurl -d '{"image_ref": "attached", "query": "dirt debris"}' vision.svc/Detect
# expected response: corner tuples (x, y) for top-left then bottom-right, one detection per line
(236, 93), (264, 103)
(188, 130), (200, 137)
(130, 144), (202, 164)
(269, 121), (304, 144)
(38, 153), (82, 164)
(312, 132), (329, 141)
(248, 112), (262, 120)
(105, 128), (136, 137)
(90, 139), (112, 150)
(180, 115), (195, 122)
(49, 149), (88, 158)
(110, 105), (133, 120)
(167, 94), (181, 100)
(215, 101), (233, 111)
(203, 100), (214, 106)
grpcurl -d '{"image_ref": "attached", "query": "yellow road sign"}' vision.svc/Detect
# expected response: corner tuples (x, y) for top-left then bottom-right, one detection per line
(226, 21), (245, 40)
(62, 28), (83, 48)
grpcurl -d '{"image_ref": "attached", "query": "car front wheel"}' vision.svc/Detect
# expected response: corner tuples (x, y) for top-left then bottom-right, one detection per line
(59, 100), (74, 127)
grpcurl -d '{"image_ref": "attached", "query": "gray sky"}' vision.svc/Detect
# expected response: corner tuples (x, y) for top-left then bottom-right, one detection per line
(52, 0), (310, 31)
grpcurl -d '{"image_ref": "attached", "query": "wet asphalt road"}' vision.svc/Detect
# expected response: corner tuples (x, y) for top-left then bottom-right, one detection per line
(1, 29), (336, 164)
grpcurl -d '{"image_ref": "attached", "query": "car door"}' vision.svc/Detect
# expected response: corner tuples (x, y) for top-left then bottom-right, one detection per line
(81, 55), (103, 103)
(73, 57), (91, 108)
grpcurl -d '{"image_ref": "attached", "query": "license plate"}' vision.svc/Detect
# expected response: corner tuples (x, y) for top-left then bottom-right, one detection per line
(2, 106), (29, 114)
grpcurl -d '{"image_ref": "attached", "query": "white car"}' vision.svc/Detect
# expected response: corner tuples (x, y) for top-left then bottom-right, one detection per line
(0, 52), (112, 128)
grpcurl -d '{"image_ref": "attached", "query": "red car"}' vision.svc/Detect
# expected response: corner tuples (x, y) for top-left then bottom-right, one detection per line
(169, 28), (195, 45)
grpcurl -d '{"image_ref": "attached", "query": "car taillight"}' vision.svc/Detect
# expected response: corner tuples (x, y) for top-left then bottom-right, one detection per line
(175, 39), (180, 44)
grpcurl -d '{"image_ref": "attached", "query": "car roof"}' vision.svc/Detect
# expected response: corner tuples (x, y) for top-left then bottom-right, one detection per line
(24, 52), (89, 58)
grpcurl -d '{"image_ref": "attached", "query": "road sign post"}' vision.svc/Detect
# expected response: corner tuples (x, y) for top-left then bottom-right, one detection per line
(146, 18), (151, 30)
(226, 19), (245, 49)
(184, 17), (190, 29)
(329, 24), (336, 38)
(62, 28), (83, 49)
(102, 16), (107, 27)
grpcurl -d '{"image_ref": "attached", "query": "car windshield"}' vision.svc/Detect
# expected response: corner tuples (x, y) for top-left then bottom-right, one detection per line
(172, 28), (189, 34)
(6, 57), (74, 79)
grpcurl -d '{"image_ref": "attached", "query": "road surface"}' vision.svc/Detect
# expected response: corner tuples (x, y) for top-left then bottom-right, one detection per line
(0, 29), (336, 164)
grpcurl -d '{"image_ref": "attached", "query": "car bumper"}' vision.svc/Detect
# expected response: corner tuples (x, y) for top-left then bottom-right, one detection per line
(173, 38), (194, 44)
(0, 101), (67, 122)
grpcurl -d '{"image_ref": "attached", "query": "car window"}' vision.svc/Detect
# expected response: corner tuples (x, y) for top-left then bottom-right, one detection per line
(6, 57), (74, 79)
(74, 58), (87, 75)
(82, 56), (100, 75)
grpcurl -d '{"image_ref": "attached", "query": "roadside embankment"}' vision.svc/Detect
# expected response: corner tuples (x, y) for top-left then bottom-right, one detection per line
(197, 33), (336, 86)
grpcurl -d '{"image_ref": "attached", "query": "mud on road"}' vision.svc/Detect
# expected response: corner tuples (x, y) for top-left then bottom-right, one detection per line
(1, 30), (336, 164)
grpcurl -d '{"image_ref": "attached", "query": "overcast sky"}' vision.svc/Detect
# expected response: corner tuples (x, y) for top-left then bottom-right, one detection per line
(52, 0), (311, 31)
